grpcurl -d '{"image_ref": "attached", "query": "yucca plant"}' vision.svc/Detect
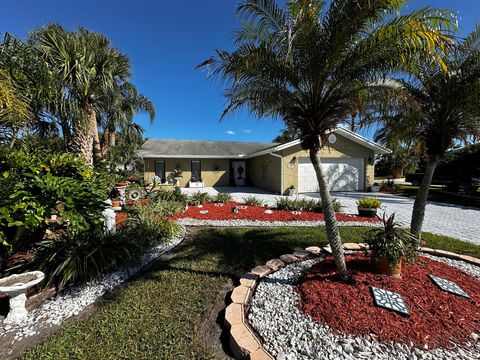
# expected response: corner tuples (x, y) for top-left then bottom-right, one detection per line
(188, 192), (213, 206)
(357, 198), (382, 209)
(199, 0), (455, 279)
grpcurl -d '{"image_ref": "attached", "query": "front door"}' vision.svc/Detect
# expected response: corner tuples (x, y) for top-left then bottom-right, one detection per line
(232, 161), (246, 186)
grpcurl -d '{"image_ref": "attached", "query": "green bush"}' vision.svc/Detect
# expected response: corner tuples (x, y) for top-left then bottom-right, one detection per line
(357, 197), (382, 209)
(188, 192), (213, 206)
(17, 229), (143, 290)
(153, 187), (188, 204)
(129, 199), (184, 217)
(364, 213), (418, 266)
(274, 197), (343, 213)
(242, 196), (264, 206)
(0, 150), (113, 250)
(214, 193), (233, 204)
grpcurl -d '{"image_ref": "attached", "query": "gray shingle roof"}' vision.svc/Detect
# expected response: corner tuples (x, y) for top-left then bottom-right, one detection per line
(138, 139), (279, 158)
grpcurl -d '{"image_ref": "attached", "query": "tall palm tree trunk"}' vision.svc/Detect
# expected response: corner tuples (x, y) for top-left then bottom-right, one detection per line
(309, 149), (348, 280)
(70, 116), (93, 165)
(410, 155), (440, 239)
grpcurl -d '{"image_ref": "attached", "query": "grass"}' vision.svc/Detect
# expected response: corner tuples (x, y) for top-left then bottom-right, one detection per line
(20, 227), (480, 359)
(391, 185), (480, 208)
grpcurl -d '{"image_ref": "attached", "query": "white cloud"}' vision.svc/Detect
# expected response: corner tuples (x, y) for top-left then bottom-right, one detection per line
(225, 130), (236, 135)
(242, 129), (252, 133)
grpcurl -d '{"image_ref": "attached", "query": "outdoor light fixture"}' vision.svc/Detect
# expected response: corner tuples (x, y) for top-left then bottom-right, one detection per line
(288, 157), (297, 169)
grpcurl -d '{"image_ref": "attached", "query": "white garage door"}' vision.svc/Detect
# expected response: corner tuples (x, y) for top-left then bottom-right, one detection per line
(298, 158), (364, 192)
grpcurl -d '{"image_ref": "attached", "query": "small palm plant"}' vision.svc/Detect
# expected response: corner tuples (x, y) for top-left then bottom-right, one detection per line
(364, 213), (418, 278)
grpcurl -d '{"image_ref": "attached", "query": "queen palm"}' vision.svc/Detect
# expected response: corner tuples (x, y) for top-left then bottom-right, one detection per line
(380, 28), (480, 239)
(199, 0), (454, 278)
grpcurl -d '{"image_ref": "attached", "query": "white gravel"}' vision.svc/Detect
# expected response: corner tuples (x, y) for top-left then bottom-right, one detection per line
(0, 225), (186, 349)
(248, 254), (480, 360)
(177, 218), (382, 228)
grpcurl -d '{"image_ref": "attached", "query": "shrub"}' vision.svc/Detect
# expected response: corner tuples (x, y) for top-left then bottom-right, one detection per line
(154, 187), (188, 204)
(0, 150), (113, 250)
(17, 229), (143, 290)
(242, 196), (264, 206)
(188, 192), (213, 206)
(274, 197), (343, 213)
(357, 197), (382, 209)
(128, 199), (184, 219)
(364, 213), (418, 266)
(214, 193), (233, 204)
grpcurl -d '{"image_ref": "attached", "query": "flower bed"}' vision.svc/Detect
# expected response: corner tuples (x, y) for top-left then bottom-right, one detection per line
(172, 202), (380, 223)
(297, 254), (480, 349)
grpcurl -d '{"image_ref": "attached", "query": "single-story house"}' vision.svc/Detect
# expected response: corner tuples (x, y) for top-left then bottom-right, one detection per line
(138, 127), (389, 194)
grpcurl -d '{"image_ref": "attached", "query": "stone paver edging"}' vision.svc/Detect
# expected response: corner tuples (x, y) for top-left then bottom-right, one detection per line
(225, 244), (480, 359)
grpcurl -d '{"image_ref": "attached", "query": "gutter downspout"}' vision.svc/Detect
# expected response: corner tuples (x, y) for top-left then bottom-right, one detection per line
(270, 153), (283, 195)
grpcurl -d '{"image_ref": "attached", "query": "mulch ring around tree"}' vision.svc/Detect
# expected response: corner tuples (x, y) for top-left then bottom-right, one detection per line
(171, 202), (380, 223)
(296, 254), (480, 350)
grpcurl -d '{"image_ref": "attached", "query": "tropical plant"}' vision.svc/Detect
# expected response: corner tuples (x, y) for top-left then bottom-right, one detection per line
(242, 195), (264, 206)
(0, 150), (112, 250)
(364, 213), (418, 266)
(377, 26), (480, 239)
(188, 192), (213, 206)
(154, 187), (188, 205)
(275, 197), (342, 213)
(128, 199), (184, 217)
(199, 0), (455, 279)
(357, 197), (382, 209)
(215, 193), (234, 204)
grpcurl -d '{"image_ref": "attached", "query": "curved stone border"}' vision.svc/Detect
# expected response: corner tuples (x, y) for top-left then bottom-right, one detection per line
(225, 243), (480, 359)
(177, 218), (382, 228)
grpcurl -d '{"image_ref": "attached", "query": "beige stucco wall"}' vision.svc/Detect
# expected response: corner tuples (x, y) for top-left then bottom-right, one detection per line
(246, 154), (282, 193)
(280, 134), (375, 193)
(144, 158), (230, 188)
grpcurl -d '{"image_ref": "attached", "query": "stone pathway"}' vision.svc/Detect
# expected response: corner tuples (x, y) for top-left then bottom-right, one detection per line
(181, 187), (480, 244)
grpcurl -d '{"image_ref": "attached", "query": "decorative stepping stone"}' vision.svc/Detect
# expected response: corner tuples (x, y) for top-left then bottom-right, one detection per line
(199, 210), (209, 214)
(264, 210), (273, 214)
(305, 246), (321, 255)
(429, 275), (470, 298)
(266, 259), (285, 271)
(293, 250), (310, 259)
(279, 254), (298, 264)
(371, 286), (410, 316)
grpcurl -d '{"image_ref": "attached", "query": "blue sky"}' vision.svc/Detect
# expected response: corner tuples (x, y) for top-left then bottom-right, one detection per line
(2, 1), (479, 142)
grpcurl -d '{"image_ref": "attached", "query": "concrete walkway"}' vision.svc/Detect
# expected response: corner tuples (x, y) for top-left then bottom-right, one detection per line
(181, 187), (480, 244)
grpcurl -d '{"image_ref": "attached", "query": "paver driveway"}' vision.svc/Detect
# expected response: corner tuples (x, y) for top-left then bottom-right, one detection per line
(181, 187), (480, 244)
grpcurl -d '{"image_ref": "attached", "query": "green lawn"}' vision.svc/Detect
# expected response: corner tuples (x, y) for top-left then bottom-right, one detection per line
(20, 227), (480, 360)
(393, 185), (480, 208)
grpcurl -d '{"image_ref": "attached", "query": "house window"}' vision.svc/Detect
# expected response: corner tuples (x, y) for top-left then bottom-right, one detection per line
(155, 160), (166, 183)
(191, 160), (202, 182)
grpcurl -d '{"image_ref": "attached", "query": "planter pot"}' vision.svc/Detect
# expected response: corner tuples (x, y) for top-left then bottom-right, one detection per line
(373, 256), (402, 278)
(370, 185), (381, 193)
(111, 200), (121, 208)
(358, 207), (378, 218)
(115, 182), (127, 187)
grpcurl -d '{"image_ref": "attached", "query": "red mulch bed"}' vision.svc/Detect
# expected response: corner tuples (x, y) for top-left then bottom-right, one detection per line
(297, 254), (480, 349)
(171, 202), (380, 223)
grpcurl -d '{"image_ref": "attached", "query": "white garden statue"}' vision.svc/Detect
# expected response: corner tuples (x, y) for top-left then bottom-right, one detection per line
(102, 199), (116, 235)
(0, 271), (45, 325)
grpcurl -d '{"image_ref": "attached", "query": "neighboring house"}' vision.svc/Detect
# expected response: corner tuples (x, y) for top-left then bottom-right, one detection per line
(138, 127), (389, 194)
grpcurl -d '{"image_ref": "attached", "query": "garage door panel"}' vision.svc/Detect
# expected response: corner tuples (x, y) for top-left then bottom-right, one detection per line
(298, 158), (363, 192)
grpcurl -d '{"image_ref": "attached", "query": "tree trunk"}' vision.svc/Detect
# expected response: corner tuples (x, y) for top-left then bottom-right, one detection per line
(410, 156), (440, 239)
(309, 149), (348, 280)
(9, 127), (18, 149)
(100, 129), (109, 157)
(88, 106), (102, 165)
(59, 116), (71, 150)
(70, 116), (93, 165)
(108, 130), (116, 147)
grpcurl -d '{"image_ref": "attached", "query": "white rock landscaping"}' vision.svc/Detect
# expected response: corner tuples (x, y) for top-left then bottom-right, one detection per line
(248, 253), (480, 360)
(0, 225), (186, 351)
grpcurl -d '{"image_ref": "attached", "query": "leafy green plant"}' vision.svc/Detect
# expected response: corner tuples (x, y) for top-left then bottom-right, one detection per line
(188, 192), (213, 206)
(357, 197), (382, 209)
(154, 187), (188, 205)
(214, 193), (233, 204)
(0, 150), (113, 250)
(275, 197), (342, 213)
(129, 199), (184, 218)
(16, 229), (143, 290)
(364, 213), (418, 266)
(242, 196), (264, 206)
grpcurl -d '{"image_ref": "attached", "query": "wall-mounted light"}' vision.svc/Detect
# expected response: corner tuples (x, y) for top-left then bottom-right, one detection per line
(288, 156), (297, 169)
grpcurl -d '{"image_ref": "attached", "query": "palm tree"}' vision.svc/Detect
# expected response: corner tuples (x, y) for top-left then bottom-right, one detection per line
(199, 0), (455, 279)
(379, 27), (480, 239)
(100, 82), (155, 156)
(32, 25), (131, 164)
